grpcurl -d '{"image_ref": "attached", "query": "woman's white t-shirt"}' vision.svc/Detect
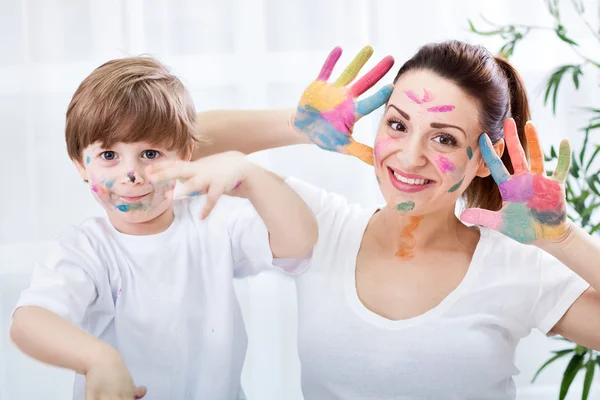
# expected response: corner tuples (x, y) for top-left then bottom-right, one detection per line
(286, 177), (590, 400)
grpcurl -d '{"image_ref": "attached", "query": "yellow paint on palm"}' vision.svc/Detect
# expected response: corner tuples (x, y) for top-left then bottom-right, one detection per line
(333, 46), (374, 87)
(534, 221), (567, 240)
(299, 81), (347, 110)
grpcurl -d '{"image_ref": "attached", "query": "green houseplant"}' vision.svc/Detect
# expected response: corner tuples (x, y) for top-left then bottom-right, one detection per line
(469, 1), (600, 399)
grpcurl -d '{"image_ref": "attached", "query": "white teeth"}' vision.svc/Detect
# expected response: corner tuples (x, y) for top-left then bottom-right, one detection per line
(393, 171), (429, 185)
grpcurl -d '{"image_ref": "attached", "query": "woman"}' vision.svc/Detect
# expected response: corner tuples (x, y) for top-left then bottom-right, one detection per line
(194, 41), (600, 399)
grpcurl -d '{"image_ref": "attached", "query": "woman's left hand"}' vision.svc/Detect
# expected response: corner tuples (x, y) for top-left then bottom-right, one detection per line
(460, 118), (572, 245)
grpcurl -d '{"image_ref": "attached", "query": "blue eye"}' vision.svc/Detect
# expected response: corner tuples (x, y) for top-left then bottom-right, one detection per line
(101, 151), (117, 160)
(143, 150), (161, 159)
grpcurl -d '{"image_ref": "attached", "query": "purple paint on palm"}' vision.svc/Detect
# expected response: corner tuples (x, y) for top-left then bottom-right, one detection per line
(499, 174), (534, 202)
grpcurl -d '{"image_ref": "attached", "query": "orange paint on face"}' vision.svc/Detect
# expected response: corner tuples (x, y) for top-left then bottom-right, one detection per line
(395, 216), (425, 259)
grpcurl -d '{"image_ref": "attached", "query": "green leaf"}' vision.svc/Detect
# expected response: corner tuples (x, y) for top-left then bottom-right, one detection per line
(575, 344), (588, 356)
(579, 129), (589, 166)
(560, 353), (584, 400)
(571, 151), (580, 178)
(544, 65), (582, 114)
(556, 24), (579, 46)
(590, 222), (600, 235)
(532, 349), (574, 382)
(551, 145), (558, 159)
(585, 145), (600, 172)
(571, 0), (585, 13)
(467, 19), (504, 36)
(586, 175), (600, 197)
(547, 0), (561, 20)
(582, 357), (596, 400)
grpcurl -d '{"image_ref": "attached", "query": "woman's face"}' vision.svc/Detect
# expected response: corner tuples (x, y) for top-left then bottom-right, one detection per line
(374, 69), (488, 215)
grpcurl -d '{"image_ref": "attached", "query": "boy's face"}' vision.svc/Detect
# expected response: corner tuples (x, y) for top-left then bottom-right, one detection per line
(75, 141), (189, 231)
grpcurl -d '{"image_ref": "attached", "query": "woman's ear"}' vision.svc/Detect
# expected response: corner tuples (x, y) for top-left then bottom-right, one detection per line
(475, 138), (505, 178)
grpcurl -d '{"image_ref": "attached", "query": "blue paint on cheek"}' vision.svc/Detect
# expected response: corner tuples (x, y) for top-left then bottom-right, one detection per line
(116, 204), (130, 212)
(105, 180), (115, 188)
(85, 156), (91, 165)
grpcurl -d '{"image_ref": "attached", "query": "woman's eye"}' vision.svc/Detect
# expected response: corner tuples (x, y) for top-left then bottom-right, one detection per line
(390, 121), (406, 132)
(101, 151), (117, 160)
(433, 135), (458, 147)
(143, 150), (160, 159)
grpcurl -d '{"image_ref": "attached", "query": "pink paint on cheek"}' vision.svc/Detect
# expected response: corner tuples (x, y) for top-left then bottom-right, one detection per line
(321, 99), (354, 133)
(427, 105), (455, 112)
(435, 155), (455, 174)
(374, 138), (397, 164)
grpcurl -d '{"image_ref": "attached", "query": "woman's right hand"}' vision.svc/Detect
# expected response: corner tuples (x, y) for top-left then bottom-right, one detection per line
(292, 46), (395, 165)
(85, 353), (146, 399)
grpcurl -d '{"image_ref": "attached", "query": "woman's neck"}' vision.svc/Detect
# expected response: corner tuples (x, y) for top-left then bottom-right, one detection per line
(371, 203), (473, 258)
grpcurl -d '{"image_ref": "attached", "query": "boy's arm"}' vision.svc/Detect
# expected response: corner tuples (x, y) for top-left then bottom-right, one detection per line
(236, 164), (318, 258)
(10, 306), (121, 375)
(193, 109), (309, 158)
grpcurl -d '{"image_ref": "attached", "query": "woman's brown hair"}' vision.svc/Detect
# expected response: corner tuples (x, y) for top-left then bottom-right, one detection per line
(393, 40), (530, 211)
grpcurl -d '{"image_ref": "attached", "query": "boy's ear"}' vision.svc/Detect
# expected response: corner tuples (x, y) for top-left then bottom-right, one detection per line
(475, 138), (505, 178)
(184, 139), (195, 162)
(73, 159), (88, 182)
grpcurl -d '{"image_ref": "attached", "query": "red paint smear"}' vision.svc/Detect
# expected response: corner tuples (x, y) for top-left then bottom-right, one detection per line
(527, 175), (564, 212)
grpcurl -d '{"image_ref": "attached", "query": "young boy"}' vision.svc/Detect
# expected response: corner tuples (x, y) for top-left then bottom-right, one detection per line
(9, 57), (317, 400)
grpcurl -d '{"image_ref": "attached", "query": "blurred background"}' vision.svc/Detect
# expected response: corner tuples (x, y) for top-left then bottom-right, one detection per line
(1, 0), (599, 399)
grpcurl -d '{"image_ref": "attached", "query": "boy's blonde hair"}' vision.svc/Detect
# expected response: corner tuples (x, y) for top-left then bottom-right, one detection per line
(66, 56), (199, 163)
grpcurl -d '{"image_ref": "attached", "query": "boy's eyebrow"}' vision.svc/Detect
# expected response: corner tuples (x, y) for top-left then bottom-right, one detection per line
(386, 104), (410, 121)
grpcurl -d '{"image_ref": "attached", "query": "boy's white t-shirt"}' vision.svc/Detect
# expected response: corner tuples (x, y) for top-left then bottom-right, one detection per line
(285, 177), (590, 400)
(15, 195), (303, 400)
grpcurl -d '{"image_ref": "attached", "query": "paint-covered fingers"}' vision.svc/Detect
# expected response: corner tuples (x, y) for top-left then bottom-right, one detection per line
(552, 139), (571, 182)
(504, 119), (528, 174)
(146, 161), (193, 183)
(345, 139), (374, 166)
(333, 46), (373, 87)
(200, 183), (226, 219)
(347, 55), (395, 98)
(525, 121), (546, 175)
(460, 208), (503, 230)
(317, 47), (343, 81)
(479, 134), (510, 185)
(355, 84), (394, 119)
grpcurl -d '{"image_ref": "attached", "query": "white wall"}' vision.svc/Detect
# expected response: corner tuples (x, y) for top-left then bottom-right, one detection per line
(1, 0), (599, 399)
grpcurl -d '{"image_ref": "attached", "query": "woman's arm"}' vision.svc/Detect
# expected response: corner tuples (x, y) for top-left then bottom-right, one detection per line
(192, 109), (310, 159)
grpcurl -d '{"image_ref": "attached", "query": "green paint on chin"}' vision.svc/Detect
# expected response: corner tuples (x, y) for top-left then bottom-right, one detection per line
(376, 175), (381, 184)
(396, 201), (415, 211)
(467, 147), (473, 160)
(448, 176), (465, 193)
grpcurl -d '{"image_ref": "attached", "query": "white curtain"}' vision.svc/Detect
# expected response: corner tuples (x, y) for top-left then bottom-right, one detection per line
(1, 0), (599, 399)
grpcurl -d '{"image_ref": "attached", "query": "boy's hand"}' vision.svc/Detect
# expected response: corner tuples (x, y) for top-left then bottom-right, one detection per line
(85, 354), (146, 399)
(147, 151), (253, 219)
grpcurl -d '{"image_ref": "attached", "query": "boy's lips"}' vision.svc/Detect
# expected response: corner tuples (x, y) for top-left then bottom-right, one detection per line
(119, 193), (150, 202)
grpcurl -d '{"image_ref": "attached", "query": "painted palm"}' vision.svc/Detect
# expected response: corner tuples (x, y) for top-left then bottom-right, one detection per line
(293, 46), (395, 165)
(461, 119), (570, 244)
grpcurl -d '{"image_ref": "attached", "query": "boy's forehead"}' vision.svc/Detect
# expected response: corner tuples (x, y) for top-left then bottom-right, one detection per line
(84, 141), (172, 152)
